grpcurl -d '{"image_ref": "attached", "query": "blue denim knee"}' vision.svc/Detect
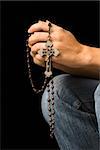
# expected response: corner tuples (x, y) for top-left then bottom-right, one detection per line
(41, 74), (99, 150)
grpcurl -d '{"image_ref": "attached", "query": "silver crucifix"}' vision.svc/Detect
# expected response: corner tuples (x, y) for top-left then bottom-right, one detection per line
(38, 40), (60, 77)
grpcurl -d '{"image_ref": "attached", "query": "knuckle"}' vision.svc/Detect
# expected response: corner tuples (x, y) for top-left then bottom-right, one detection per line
(34, 57), (44, 66)
(58, 26), (64, 32)
(28, 36), (31, 43)
(66, 30), (72, 36)
(31, 43), (45, 52)
(39, 21), (44, 26)
(34, 32), (39, 38)
(31, 43), (38, 51)
(54, 42), (61, 49)
(51, 32), (60, 41)
(34, 57), (38, 64)
(28, 34), (34, 43)
(55, 32), (64, 41)
(52, 28), (65, 41)
(31, 46), (34, 52)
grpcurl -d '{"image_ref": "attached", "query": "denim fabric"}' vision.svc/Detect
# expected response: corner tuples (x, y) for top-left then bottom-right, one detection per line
(94, 83), (100, 135)
(41, 74), (100, 150)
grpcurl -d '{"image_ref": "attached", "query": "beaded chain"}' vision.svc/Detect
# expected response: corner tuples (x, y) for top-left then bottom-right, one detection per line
(26, 22), (60, 138)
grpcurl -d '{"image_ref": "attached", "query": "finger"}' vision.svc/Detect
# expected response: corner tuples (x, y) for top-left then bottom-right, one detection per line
(28, 21), (49, 33)
(28, 32), (48, 45)
(30, 50), (45, 62)
(35, 54), (45, 62)
(28, 20), (60, 33)
(34, 55), (45, 67)
(31, 42), (46, 53)
(30, 51), (36, 58)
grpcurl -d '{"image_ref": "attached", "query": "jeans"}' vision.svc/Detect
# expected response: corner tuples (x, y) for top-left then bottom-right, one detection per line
(41, 74), (100, 150)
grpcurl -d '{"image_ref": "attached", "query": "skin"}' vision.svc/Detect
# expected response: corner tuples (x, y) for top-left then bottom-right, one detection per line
(28, 20), (100, 79)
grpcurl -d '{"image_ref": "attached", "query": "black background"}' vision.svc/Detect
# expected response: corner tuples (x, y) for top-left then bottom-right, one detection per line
(1, 1), (99, 149)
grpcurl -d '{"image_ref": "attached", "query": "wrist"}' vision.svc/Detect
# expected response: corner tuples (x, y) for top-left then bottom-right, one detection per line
(82, 45), (100, 68)
(75, 44), (93, 68)
(90, 47), (100, 68)
(79, 44), (100, 76)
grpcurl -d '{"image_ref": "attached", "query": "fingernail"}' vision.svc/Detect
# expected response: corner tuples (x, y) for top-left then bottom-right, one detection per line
(28, 29), (31, 33)
(38, 20), (42, 23)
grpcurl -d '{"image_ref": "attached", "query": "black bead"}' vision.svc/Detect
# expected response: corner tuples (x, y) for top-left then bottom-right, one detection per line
(47, 89), (50, 92)
(51, 101), (54, 105)
(49, 118), (52, 122)
(48, 98), (51, 102)
(48, 107), (51, 111)
(48, 22), (52, 27)
(47, 84), (49, 87)
(51, 120), (55, 124)
(51, 97), (54, 100)
(52, 111), (55, 115)
(51, 91), (54, 95)
(51, 80), (54, 84)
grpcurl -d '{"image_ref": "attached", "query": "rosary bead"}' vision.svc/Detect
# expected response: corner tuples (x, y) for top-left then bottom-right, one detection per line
(28, 65), (30, 68)
(28, 33), (31, 37)
(48, 107), (51, 112)
(50, 128), (53, 132)
(52, 110), (55, 115)
(41, 85), (45, 89)
(48, 112), (52, 117)
(27, 55), (29, 58)
(50, 135), (54, 139)
(51, 80), (54, 84)
(38, 89), (41, 93)
(51, 91), (54, 95)
(51, 124), (54, 128)
(51, 120), (55, 124)
(51, 85), (54, 89)
(44, 81), (47, 84)
(29, 74), (31, 78)
(47, 84), (49, 87)
(48, 98), (51, 102)
(47, 89), (50, 92)
(50, 134), (53, 138)
(51, 97), (54, 100)
(51, 101), (54, 105)
(49, 118), (52, 123)
(33, 88), (37, 93)
(31, 84), (34, 88)
(27, 59), (29, 63)
(49, 122), (52, 127)
(48, 22), (52, 27)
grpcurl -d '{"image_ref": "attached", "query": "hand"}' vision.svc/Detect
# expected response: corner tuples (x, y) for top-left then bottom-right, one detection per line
(28, 21), (94, 70)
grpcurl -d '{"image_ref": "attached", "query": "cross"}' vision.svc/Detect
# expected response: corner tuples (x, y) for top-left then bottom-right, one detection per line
(38, 40), (60, 77)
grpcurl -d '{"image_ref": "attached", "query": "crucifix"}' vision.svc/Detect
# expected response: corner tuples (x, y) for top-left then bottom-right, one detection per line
(38, 39), (60, 77)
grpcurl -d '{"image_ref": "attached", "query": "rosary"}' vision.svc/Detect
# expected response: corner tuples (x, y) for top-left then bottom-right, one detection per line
(26, 22), (60, 138)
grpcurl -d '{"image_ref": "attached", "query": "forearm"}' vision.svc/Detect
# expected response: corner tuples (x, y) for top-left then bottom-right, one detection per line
(64, 45), (100, 79)
(89, 46), (100, 68)
(55, 45), (100, 79)
(79, 45), (100, 79)
(54, 64), (99, 79)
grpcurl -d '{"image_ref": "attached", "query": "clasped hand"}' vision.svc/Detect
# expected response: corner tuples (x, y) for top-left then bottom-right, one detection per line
(28, 20), (90, 71)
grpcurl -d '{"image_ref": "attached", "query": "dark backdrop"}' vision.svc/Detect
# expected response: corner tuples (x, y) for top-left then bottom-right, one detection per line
(1, 1), (99, 149)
